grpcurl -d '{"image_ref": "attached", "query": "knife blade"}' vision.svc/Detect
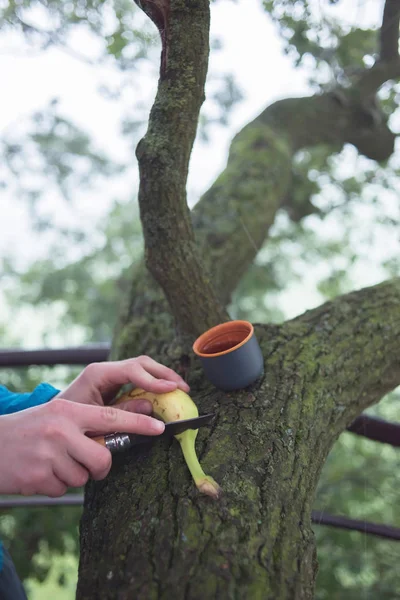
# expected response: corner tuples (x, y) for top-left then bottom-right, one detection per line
(93, 413), (215, 454)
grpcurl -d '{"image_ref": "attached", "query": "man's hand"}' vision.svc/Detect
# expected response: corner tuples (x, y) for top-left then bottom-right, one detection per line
(0, 398), (165, 497)
(58, 356), (190, 412)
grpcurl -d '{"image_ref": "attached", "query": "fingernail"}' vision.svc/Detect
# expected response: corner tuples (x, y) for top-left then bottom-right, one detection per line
(165, 381), (177, 388)
(152, 419), (165, 433)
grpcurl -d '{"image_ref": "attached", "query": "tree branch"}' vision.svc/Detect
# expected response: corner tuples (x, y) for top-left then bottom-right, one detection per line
(192, 112), (293, 305)
(281, 277), (400, 444)
(356, 58), (400, 96)
(380, 0), (400, 62)
(134, 0), (227, 336)
(354, 0), (400, 95)
(193, 93), (395, 304)
(186, 0), (400, 304)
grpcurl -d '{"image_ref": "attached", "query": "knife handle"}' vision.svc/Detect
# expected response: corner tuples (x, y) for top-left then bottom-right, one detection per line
(92, 433), (132, 454)
(92, 435), (106, 447)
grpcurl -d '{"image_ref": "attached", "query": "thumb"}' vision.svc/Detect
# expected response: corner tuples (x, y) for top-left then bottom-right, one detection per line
(116, 399), (153, 415)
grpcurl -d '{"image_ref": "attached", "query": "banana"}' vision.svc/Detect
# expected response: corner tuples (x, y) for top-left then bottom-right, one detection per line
(116, 388), (221, 499)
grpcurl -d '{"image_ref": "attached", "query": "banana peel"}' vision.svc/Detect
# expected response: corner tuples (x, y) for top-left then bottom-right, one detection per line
(116, 388), (221, 499)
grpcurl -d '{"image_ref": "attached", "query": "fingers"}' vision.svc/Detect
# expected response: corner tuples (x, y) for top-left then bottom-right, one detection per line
(42, 476), (68, 498)
(116, 399), (153, 415)
(136, 356), (190, 392)
(53, 399), (164, 435)
(19, 467), (67, 498)
(68, 434), (113, 481)
(53, 452), (90, 488)
(86, 357), (190, 396)
(126, 364), (178, 394)
(121, 356), (190, 393)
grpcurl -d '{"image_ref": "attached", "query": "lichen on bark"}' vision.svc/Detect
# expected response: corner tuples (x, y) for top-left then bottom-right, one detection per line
(78, 280), (400, 600)
(135, 0), (228, 336)
(77, 0), (400, 597)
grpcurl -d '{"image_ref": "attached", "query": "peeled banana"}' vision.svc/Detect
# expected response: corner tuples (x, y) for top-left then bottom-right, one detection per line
(116, 388), (221, 499)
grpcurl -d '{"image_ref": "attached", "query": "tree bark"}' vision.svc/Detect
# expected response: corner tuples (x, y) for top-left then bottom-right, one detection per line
(135, 0), (228, 335)
(78, 1), (400, 597)
(77, 280), (400, 599)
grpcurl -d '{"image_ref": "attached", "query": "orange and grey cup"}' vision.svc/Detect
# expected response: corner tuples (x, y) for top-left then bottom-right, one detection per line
(193, 320), (264, 391)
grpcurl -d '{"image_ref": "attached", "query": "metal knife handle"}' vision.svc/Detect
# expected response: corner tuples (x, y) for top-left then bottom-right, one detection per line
(92, 433), (131, 454)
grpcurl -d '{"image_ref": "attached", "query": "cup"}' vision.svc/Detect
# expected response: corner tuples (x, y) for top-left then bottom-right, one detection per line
(193, 320), (264, 391)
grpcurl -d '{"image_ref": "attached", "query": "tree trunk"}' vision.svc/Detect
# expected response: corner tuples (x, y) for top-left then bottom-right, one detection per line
(77, 280), (400, 599)
(77, 1), (400, 597)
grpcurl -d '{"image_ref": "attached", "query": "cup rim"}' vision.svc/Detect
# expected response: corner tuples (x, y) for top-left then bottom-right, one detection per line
(193, 320), (254, 358)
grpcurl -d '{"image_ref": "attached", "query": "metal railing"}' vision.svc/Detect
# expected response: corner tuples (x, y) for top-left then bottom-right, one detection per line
(0, 494), (399, 541)
(1, 345), (399, 541)
(0, 345), (110, 367)
(2, 345), (399, 446)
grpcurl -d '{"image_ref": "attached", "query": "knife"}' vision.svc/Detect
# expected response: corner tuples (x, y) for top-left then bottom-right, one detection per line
(92, 413), (215, 454)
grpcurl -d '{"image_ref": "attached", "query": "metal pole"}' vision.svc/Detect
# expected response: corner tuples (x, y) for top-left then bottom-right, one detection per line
(0, 494), (84, 507)
(2, 345), (400, 448)
(311, 510), (400, 541)
(347, 414), (400, 447)
(1, 495), (399, 541)
(0, 345), (110, 367)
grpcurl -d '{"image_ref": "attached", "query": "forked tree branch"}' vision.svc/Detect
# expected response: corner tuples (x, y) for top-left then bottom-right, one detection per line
(116, 1), (399, 355)
(114, 85), (397, 356)
(356, 58), (400, 96)
(2, 347), (399, 449)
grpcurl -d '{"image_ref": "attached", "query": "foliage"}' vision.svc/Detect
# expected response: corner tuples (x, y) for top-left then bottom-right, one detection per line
(27, 553), (79, 600)
(0, 99), (122, 226)
(315, 391), (400, 599)
(2, 200), (143, 343)
(263, 0), (379, 88)
(0, 0), (155, 69)
(0, 497), (81, 583)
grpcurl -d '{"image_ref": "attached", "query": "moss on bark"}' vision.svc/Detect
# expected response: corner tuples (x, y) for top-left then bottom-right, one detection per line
(78, 280), (400, 599)
(135, 0), (227, 336)
(78, 1), (400, 596)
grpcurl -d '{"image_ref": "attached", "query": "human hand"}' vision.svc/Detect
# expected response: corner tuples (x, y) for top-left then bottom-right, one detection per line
(58, 356), (190, 413)
(0, 398), (165, 496)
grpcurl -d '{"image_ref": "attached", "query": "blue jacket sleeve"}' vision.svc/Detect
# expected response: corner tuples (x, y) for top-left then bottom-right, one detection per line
(0, 383), (60, 415)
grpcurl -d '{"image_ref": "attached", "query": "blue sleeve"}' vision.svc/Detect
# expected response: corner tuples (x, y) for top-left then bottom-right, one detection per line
(0, 383), (60, 415)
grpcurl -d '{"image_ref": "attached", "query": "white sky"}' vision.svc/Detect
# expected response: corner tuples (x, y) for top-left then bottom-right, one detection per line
(0, 0), (309, 239)
(0, 0), (398, 345)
